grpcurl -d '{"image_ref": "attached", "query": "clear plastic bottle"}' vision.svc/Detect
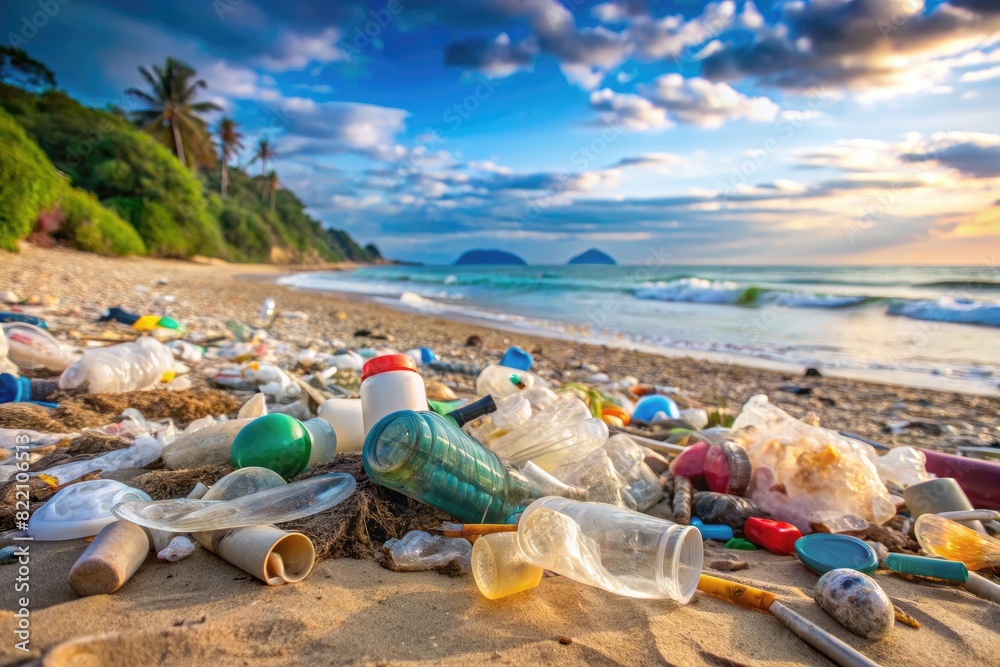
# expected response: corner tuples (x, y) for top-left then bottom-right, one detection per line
(363, 410), (530, 524)
(59, 336), (174, 393)
(476, 364), (548, 399)
(516, 496), (703, 603)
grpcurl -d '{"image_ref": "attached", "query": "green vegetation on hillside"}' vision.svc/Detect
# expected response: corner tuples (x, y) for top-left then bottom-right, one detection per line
(0, 52), (378, 264)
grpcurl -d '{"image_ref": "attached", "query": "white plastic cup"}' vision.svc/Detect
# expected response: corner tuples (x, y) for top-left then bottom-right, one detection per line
(360, 354), (429, 434)
(517, 496), (703, 603)
(318, 398), (366, 453)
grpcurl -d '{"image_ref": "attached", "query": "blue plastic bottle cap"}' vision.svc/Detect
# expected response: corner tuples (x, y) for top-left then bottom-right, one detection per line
(499, 346), (533, 371)
(632, 394), (680, 423)
(794, 533), (878, 575)
(690, 517), (735, 542)
(0, 373), (30, 404)
(418, 347), (437, 364)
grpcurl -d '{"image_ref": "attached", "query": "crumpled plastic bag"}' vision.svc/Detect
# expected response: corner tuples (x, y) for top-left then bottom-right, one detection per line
(730, 395), (895, 532)
(382, 530), (472, 573)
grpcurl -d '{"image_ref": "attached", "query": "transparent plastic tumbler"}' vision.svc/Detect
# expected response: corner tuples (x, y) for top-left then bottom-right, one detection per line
(516, 496), (703, 603)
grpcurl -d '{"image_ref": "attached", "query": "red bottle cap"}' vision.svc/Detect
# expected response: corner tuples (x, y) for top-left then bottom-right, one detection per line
(362, 354), (419, 382)
(744, 517), (802, 555)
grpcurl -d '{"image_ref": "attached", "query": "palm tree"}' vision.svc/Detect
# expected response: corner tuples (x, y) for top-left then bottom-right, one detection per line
(262, 171), (280, 212)
(217, 117), (244, 198)
(126, 58), (221, 169)
(250, 138), (276, 174)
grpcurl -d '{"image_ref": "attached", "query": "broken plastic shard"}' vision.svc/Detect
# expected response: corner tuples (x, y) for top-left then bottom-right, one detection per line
(914, 514), (1000, 571)
(111, 472), (356, 533)
(383, 530), (472, 573)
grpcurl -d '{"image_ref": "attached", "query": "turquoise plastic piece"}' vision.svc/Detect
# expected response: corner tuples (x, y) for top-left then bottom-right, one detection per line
(885, 553), (969, 582)
(363, 410), (530, 524)
(794, 533), (878, 575)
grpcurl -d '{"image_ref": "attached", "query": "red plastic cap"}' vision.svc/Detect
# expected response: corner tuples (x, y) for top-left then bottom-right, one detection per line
(744, 517), (802, 555)
(362, 354), (419, 381)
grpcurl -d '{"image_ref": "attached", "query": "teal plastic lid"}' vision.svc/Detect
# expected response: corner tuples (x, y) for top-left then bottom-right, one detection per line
(794, 533), (878, 575)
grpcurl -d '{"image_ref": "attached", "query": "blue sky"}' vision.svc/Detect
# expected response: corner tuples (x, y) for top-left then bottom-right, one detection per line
(3, 0), (1000, 264)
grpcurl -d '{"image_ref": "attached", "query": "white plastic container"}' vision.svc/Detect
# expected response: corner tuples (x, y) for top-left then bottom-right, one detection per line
(318, 398), (366, 452)
(516, 496), (703, 603)
(360, 354), (429, 434)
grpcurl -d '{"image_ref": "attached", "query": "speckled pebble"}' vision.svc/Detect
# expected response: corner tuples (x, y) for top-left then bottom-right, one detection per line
(815, 568), (894, 640)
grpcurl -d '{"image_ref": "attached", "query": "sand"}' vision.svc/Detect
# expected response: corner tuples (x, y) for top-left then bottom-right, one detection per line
(1, 246), (999, 666)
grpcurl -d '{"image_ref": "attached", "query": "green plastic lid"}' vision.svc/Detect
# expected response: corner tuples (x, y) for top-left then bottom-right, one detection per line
(795, 533), (878, 575)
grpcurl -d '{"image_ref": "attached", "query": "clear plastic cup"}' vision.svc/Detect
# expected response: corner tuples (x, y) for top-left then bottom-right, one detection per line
(472, 532), (543, 600)
(516, 497), (703, 603)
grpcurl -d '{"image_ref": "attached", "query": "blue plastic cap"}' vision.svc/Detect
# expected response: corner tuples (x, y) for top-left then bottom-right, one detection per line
(690, 517), (735, 542)
(419, 347), (437, 364)
(499, 346), (533, 371)
(632, 394), (680, 423)
(0, 373), (31, 404)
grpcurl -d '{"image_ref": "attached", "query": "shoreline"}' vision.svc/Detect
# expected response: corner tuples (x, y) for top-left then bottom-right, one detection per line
(277, 271), (1000, 399)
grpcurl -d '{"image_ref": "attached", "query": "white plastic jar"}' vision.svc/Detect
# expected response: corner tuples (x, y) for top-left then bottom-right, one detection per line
(318, 398), (366, 452)
(360, 354), (429, 434)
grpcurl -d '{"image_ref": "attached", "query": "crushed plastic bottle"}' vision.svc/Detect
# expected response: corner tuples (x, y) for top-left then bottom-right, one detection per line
(59, 336), (174, 394)
(484, 395), (608, 472)
(2, 323), (77, 372)
(552, 448), (635, 508)
(603, 434), (663, 511)
(383, 530), (472, 573)
(519, 461), (588, 500)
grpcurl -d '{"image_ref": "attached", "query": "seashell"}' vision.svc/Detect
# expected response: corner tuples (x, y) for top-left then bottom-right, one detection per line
(814, 568), (894, 640)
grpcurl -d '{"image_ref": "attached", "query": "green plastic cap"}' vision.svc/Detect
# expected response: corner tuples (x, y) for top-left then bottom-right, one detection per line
(231, 413), (313, 479)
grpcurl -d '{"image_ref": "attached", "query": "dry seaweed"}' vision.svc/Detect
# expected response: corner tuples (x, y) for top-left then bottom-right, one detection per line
(129, 464), (235, 500)
(285, 455), (452, 562)
(0, 389), (241, 432)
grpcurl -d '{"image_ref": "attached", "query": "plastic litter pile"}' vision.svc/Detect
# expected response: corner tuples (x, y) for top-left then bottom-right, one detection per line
(2, 291), (1000, 667)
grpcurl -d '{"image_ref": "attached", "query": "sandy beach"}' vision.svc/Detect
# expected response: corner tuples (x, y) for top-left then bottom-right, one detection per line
(1, 247), (999, 667)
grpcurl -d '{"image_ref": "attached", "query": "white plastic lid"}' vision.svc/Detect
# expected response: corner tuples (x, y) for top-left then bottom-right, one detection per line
(27, 479), (152, 541)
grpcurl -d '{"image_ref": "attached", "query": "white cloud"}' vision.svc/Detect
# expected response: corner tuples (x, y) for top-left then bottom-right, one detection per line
(960, 65), (1000, 82)
(589, 89), (671, 130)
(641, 74), (780, 127)
(257, 27), (346, 71)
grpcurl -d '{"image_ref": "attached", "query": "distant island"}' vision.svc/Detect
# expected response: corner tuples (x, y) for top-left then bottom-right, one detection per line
(454, 249), (527, 265)
(568, 249), (616, 265)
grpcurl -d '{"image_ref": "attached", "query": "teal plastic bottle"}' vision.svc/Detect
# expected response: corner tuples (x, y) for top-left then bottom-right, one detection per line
(363, 410), (529, 524)
(231, 413), (337, 479)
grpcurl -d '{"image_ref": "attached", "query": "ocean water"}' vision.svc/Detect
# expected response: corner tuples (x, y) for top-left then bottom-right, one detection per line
(279, 265), (1000, 393)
